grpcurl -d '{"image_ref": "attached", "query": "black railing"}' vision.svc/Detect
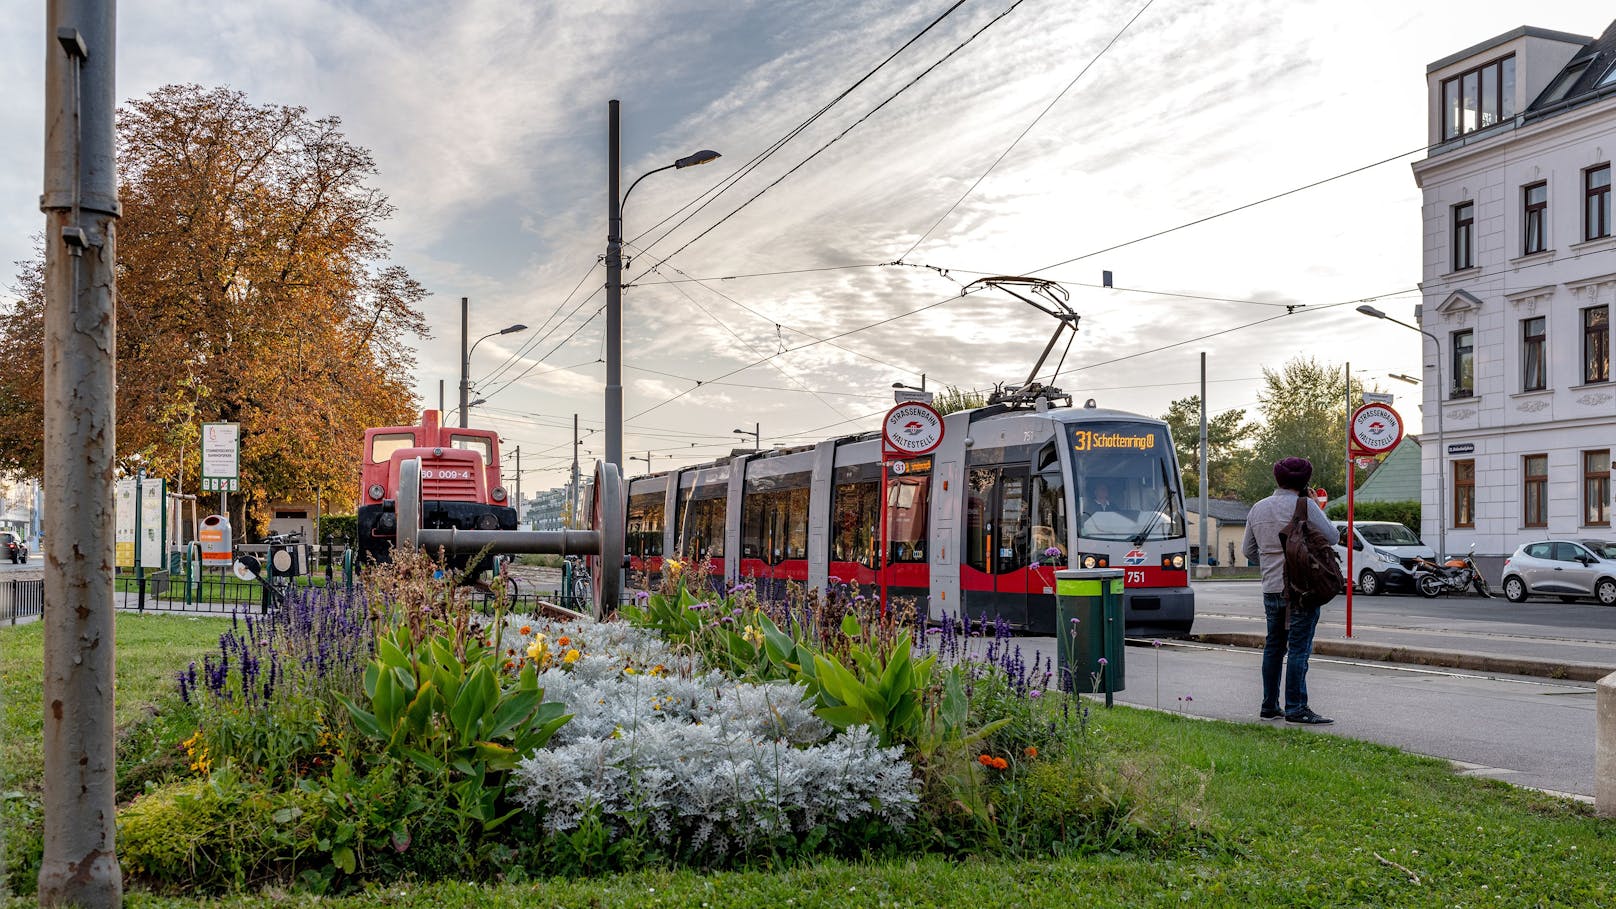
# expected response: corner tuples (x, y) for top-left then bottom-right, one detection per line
(4, 578), (44, 624)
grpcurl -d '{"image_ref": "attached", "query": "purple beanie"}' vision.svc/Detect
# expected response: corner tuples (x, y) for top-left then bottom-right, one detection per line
(1273, 457), (1313, 491)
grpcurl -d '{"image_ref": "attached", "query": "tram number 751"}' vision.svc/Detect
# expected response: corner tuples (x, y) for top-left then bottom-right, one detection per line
(1125, 570), (1145, 585)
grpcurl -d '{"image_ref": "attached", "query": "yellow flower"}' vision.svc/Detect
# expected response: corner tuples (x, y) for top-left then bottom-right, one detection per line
(563, 649), (581, 665)
(650, 664), (666, 677)
(742, 624), (764, 648)
(665, 558), (683, 574)
(526, 633), (550, 667)
(623, 666), (638, 676)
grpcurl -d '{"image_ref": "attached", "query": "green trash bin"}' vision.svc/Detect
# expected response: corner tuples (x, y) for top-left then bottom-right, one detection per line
(1054, 568), (1125, 705)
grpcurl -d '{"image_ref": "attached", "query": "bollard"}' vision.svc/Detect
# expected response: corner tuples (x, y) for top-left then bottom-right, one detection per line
(1598, 670), (1616, 818)
(1054, 568), (1126, 707)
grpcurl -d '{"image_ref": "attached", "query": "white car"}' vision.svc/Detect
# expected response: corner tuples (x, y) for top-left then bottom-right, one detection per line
(1331, 521), (1435, 596)
(1500, 540), (1616, 606)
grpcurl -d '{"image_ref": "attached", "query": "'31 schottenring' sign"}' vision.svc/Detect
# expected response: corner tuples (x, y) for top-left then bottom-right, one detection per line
(883, 402), (944, 456)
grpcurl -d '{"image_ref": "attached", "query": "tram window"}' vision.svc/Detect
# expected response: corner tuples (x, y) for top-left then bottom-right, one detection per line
(741, 479), (810, 564)
(682, 496), (726, 560)
(450, 435), (492, 464)
(1033, 470), (1067, 561)
(997, 472), (1031, 573)
(627, 495), (664, 558)
(888, 476), (930, 563)
(369, 432), (415, 464)
(965, 468), (996, 573)
(832, 480), (880, 568)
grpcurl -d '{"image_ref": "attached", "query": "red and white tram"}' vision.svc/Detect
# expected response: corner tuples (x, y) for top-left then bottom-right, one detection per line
(625, 400), (1194, 636)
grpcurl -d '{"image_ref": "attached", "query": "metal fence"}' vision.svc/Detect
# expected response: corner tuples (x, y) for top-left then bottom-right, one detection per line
(3, 578), (44, 624)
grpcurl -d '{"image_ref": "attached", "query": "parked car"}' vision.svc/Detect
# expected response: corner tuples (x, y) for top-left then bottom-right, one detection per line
(1331, 520), (1435, 595)
(1500, 540), (1616, 605)
(1, 531), (27, 564)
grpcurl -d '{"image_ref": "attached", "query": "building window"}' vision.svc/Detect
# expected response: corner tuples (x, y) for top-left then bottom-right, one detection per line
(1587, 164), (1612, 241)
(1523, 182), (1547, 254)
(1452, 329), (1474, 397)
(1452, 201), (1474, 270)
(1523, 454), (1548, 528)
(1453, 459), (1475, 528)
(1441, 55), (1515, 139)
(1521, 316), (1546, 391)
(1586, 305), (1611, 384)
(1585, 450), (1611, 527)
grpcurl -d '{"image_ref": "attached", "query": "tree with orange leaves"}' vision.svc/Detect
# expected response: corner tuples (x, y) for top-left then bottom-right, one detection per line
(0, 84), (427, 533)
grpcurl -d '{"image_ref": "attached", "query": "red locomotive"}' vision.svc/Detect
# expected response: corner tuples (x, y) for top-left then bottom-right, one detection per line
(356, 409), (516, 568)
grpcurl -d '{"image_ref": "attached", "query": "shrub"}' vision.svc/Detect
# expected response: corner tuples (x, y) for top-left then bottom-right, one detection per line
(1325, 499), (1420, 529)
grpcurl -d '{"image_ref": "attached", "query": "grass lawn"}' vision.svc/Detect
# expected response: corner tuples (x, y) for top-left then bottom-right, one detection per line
(3, 615), (1614, 907)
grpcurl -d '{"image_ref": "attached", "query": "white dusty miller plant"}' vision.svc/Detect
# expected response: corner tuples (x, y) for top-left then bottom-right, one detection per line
(501, 615), (919, 858)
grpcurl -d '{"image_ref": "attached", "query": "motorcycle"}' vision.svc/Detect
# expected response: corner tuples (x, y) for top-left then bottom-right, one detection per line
(1414, 545), (1492, 598)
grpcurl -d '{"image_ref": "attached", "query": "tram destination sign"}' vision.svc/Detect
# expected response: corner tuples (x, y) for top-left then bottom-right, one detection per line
(882, 402), (944, 456)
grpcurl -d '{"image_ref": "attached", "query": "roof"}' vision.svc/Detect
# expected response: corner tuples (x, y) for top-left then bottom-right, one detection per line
(1526, 19), (1616, 111)
(1185, 498), (1252, 524)
(1427, 25), (1594, 74)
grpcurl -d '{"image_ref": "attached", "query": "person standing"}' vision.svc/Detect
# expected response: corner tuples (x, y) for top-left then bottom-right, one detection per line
(1241, 456), (1336, 725)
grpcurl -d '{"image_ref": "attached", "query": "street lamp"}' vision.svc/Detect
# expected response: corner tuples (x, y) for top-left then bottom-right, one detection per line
(605, 98), (720, 472)
(1388, 373), (1420, 385)
(1358, 304), (1446, 559)
(733, 424), (760, 452)
(458, 297), (526, 427)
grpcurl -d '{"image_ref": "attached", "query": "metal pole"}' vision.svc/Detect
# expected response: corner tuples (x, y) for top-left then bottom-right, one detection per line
(458, 296), (469, 428)
(605, 100), (624, 471)
(136, 468), (145, 613)
(1198, 352), (1208, 567)
(438, 379), (444, 416)
(40, 1), (123, 903)
(1425, 328), (1447, 561)
(569, 413), (580, 528)
(1345, 360), (1351, 503)
(513, 446), (522, 526)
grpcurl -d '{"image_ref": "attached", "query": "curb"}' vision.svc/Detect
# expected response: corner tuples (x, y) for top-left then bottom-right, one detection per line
(1188, 632), (1616, 683)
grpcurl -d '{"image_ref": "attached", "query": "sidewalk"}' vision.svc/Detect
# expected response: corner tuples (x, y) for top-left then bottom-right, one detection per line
(1186, 611), (1616, 683)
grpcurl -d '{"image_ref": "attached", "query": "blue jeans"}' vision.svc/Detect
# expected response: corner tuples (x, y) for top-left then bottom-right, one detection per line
(1262, 592), (1322, 716)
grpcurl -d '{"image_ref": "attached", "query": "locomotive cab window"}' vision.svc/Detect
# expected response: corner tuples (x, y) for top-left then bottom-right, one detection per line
(369, 432), (416, 464)
(450, 435), (492, 465)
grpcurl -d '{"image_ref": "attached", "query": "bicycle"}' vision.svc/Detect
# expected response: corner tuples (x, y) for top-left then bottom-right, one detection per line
(564, 556), (592, 613)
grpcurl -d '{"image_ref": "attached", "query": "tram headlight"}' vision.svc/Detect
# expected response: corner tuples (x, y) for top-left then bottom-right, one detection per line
(1078, 552), (1110, 569)
(1160, 553), (1187, 570)
(1082, 555), (1097, 569)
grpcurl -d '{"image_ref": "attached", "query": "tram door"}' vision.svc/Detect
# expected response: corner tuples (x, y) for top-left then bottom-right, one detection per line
(964, 464), (1033, 626)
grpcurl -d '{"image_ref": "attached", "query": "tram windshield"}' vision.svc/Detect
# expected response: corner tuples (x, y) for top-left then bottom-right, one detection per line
(1068, 421), (1186, 542)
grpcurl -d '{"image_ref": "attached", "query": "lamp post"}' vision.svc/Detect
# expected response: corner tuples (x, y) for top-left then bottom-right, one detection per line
(733, 424), (759, 452)
(1358, 304), (1446, 559)
(605, 98), (720, 471)
(458, 298), (526, 427)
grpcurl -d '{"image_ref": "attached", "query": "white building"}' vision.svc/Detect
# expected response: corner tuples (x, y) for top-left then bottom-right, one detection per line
(1411, 20), (1616, 576)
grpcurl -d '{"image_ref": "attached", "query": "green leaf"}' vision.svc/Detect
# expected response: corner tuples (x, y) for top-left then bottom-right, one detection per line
(339, 696), (386, 742)
(405, 680), (437, 737)
(377, 635), (410, 671)
(473, 740), (518, 771)
(813, 704), (872, 731)
(332, 845), (356, 875)
(487, 689), (542, 741)
(840, 611), (862, 639)
(271, 806), (302, 824)
(449, 664), (497, 742)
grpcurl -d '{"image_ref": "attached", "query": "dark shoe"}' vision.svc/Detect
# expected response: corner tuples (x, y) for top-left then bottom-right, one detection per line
(1285, 709), (1334, 725)
(1260, 707), (1283, 720)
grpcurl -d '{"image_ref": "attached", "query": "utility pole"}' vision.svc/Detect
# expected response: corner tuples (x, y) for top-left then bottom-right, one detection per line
(1199, 352), (1209, 568)
(605, 101), (624, 472)
(438, 379), (444, 415)
(458, 296), (469, 428)
(41, 2), (124, 905)
(512, 446), (522, 526)
(569, 413), (580, 529)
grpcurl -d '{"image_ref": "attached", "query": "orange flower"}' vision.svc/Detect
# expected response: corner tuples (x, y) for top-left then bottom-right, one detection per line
(977, 754), (1008, 770)
(1023, 746), (1038, 759)
(557, 636), (572, 647)
(504, 660), (514, 670)
(519, 625), (532, 636)
(992, 757), (1008, 770)
(977, 754), (993, 767)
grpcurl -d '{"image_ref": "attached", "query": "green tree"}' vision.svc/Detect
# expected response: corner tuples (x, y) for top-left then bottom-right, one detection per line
(931, 385), (987, 416)
(1159, 396), (1256, 500)
(1238, 357), (1379, 502)
(0, 84), (427, 533)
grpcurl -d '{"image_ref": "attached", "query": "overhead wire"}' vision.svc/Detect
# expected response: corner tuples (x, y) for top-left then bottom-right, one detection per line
(898, 0), (1157, 262)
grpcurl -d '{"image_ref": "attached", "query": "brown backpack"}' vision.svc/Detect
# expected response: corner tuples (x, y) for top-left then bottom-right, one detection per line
(1280, 495), (1342, 610)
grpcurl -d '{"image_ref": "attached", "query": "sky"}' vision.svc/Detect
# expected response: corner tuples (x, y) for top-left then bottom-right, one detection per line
(1, 1), (1608, 496)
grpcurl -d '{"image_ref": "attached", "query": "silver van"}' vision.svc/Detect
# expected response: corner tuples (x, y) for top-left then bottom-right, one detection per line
(1331, 520), (1436, 596)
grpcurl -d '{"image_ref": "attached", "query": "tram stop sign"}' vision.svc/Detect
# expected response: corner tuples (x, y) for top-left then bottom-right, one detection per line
(1348, 402), (1403, 456)
(882, 402), (944, 456)
(1314, 488), (1328, 509)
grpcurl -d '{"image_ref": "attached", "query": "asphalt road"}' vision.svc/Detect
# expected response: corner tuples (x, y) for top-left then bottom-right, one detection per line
(1000, 579), (1606, 798)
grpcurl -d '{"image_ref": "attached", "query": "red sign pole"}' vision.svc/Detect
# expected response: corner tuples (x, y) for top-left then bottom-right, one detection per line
(1345, 460), (1356, 638)
(879, 442), (891, 621)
